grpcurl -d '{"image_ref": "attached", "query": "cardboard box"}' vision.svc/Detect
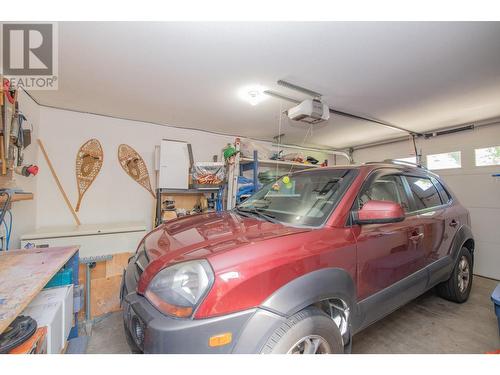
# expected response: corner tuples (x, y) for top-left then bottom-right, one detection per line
(29, 285), (74, 344)
(22, 302), (63, 354)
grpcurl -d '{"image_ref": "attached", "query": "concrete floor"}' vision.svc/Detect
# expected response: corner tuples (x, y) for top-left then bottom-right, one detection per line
(86, 276), (499, 354)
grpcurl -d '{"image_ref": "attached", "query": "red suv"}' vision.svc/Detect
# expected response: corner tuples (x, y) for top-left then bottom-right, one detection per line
(121, 161), (474, 354)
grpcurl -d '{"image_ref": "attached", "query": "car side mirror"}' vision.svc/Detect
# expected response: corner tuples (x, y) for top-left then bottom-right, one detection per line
(353, 200), (405, 225)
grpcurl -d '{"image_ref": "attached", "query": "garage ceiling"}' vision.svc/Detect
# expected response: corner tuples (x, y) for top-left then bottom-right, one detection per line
(30, 22), (500, 149)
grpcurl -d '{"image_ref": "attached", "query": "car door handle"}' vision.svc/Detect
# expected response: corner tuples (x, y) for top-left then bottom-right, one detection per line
(449, 220), (459, 227)
(409, 233), (424, 242)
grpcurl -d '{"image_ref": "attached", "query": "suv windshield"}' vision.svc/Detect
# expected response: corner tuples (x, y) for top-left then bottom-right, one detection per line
(237, 168), (356, 227)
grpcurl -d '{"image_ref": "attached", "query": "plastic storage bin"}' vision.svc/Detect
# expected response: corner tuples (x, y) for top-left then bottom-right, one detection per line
(491, 283), (500, 336)
(44, 268), (73, 289)
(22, 302), (63, 354)
(191, 162), (225, 188)
(30, 285), (74, 344)
(73, 285), (84, 313)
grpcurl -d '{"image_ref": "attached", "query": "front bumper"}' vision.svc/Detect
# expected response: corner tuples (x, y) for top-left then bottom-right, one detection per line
(121, 261), (285, 354)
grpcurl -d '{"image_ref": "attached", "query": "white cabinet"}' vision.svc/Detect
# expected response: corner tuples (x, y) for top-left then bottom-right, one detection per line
(157, 139), (192, 189)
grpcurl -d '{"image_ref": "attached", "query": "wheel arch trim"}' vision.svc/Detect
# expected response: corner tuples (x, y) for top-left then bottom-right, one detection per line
(450, 224), (474, 261)
(260, 267), (357, 318)
(231, 268), (357, 353)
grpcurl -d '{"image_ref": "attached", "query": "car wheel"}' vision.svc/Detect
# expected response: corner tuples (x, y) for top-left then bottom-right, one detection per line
(261, 306), (343, 354)
(123, 321), (143, 354)
(436, 247), (473, 303)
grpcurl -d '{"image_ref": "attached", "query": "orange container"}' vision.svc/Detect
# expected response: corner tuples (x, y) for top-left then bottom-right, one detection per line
(9, 327), (47, 354)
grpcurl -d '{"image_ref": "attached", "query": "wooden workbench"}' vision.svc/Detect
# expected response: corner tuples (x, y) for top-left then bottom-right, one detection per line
(0, 246), (78, 334)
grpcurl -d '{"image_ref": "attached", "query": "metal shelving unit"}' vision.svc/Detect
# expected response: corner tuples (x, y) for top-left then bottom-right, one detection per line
(227, 141), (321, 210)
(157, 188), (220, 194)
(240, 157), (321, 169)
(239, 151), (319, 195)
(155, 187), (221, 226)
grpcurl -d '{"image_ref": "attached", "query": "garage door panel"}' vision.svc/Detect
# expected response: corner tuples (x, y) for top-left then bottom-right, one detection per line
(441, 174), (500, 208)
(473, 240), (500, 280)
(468, 207), (500, 244)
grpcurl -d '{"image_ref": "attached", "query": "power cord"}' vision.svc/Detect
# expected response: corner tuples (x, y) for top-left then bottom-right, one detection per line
(0, 210), (12, 250)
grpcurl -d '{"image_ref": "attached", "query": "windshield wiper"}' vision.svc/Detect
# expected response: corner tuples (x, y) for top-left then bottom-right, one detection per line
(235, 207), (280, 224)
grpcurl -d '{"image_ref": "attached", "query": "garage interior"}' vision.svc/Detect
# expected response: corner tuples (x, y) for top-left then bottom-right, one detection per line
(0, 21), (499, 354)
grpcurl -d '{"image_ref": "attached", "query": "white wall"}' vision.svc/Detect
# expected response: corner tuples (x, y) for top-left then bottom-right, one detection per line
(34, 107), (238, 231)
(10, 99), (331, 249)
(353, 124), (500, 280)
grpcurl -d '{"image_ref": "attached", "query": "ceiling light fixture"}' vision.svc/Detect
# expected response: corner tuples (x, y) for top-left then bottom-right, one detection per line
(238, 84), (268, 106)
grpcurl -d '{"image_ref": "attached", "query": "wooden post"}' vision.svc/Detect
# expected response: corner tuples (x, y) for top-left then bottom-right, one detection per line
(37, 139), (81, 226)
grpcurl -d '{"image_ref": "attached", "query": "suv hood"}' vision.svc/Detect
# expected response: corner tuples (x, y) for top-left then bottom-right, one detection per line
(145, 211), (309, 261)
(136, 211), (310, 292)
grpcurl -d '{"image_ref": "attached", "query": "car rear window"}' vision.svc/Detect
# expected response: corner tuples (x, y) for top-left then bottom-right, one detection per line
(404, 176), (442, 210)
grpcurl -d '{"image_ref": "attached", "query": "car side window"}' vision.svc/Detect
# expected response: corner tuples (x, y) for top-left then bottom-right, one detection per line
(358, 175), (410, 211)
(404, 176), (443, 210)
(431, 177), (452, 204)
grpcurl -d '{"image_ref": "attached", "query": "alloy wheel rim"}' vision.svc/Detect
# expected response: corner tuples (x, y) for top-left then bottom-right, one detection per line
(457, 256), (470, 293)
(287, 335), (331, 354)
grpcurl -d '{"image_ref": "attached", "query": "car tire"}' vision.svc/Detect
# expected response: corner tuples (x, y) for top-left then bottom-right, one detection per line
(261, 306), (343, 354)
(436, 247), (473, 303)
(123, 321), (143, 354)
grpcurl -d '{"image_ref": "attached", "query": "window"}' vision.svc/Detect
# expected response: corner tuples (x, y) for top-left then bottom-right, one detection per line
(358, 175), (411, 212)
(431, 177), (452, 204)
(475, 146), (500, 166)
(239, 168), (357, 227)
(404, 176), (442, 210)
(426, 151), (461, 170)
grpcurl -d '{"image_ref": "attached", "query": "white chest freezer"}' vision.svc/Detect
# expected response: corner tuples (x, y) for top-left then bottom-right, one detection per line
(20, 222), (147, 258)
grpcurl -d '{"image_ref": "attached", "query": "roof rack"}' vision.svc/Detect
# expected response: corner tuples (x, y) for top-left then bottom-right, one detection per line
(365, 159), (426, 169)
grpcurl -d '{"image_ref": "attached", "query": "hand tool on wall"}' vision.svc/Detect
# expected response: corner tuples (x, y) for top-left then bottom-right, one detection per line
(75, 139), (103, 212)
(0, 81), (37, 184)
(1, 79), (6, 176)
(2, 87), (18, 173)
(0, 136), (5, 176)
(37, 139), (81, 226)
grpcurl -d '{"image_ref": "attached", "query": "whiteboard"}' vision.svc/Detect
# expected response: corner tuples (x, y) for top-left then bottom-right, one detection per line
(159, 140), (190, 189)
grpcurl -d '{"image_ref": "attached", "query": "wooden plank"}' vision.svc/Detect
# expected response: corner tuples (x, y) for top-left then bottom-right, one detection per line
(77, 252), (132, 320)
(0, 193), (33, 203)
(0, 246), (78, 334)
(106, 252), (132, 277)
(90, 275), (122, 318)
(37, 139), (81, 226)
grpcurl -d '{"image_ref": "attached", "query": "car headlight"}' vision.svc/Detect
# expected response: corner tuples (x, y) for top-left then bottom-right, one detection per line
(145, 260), (214, 318)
